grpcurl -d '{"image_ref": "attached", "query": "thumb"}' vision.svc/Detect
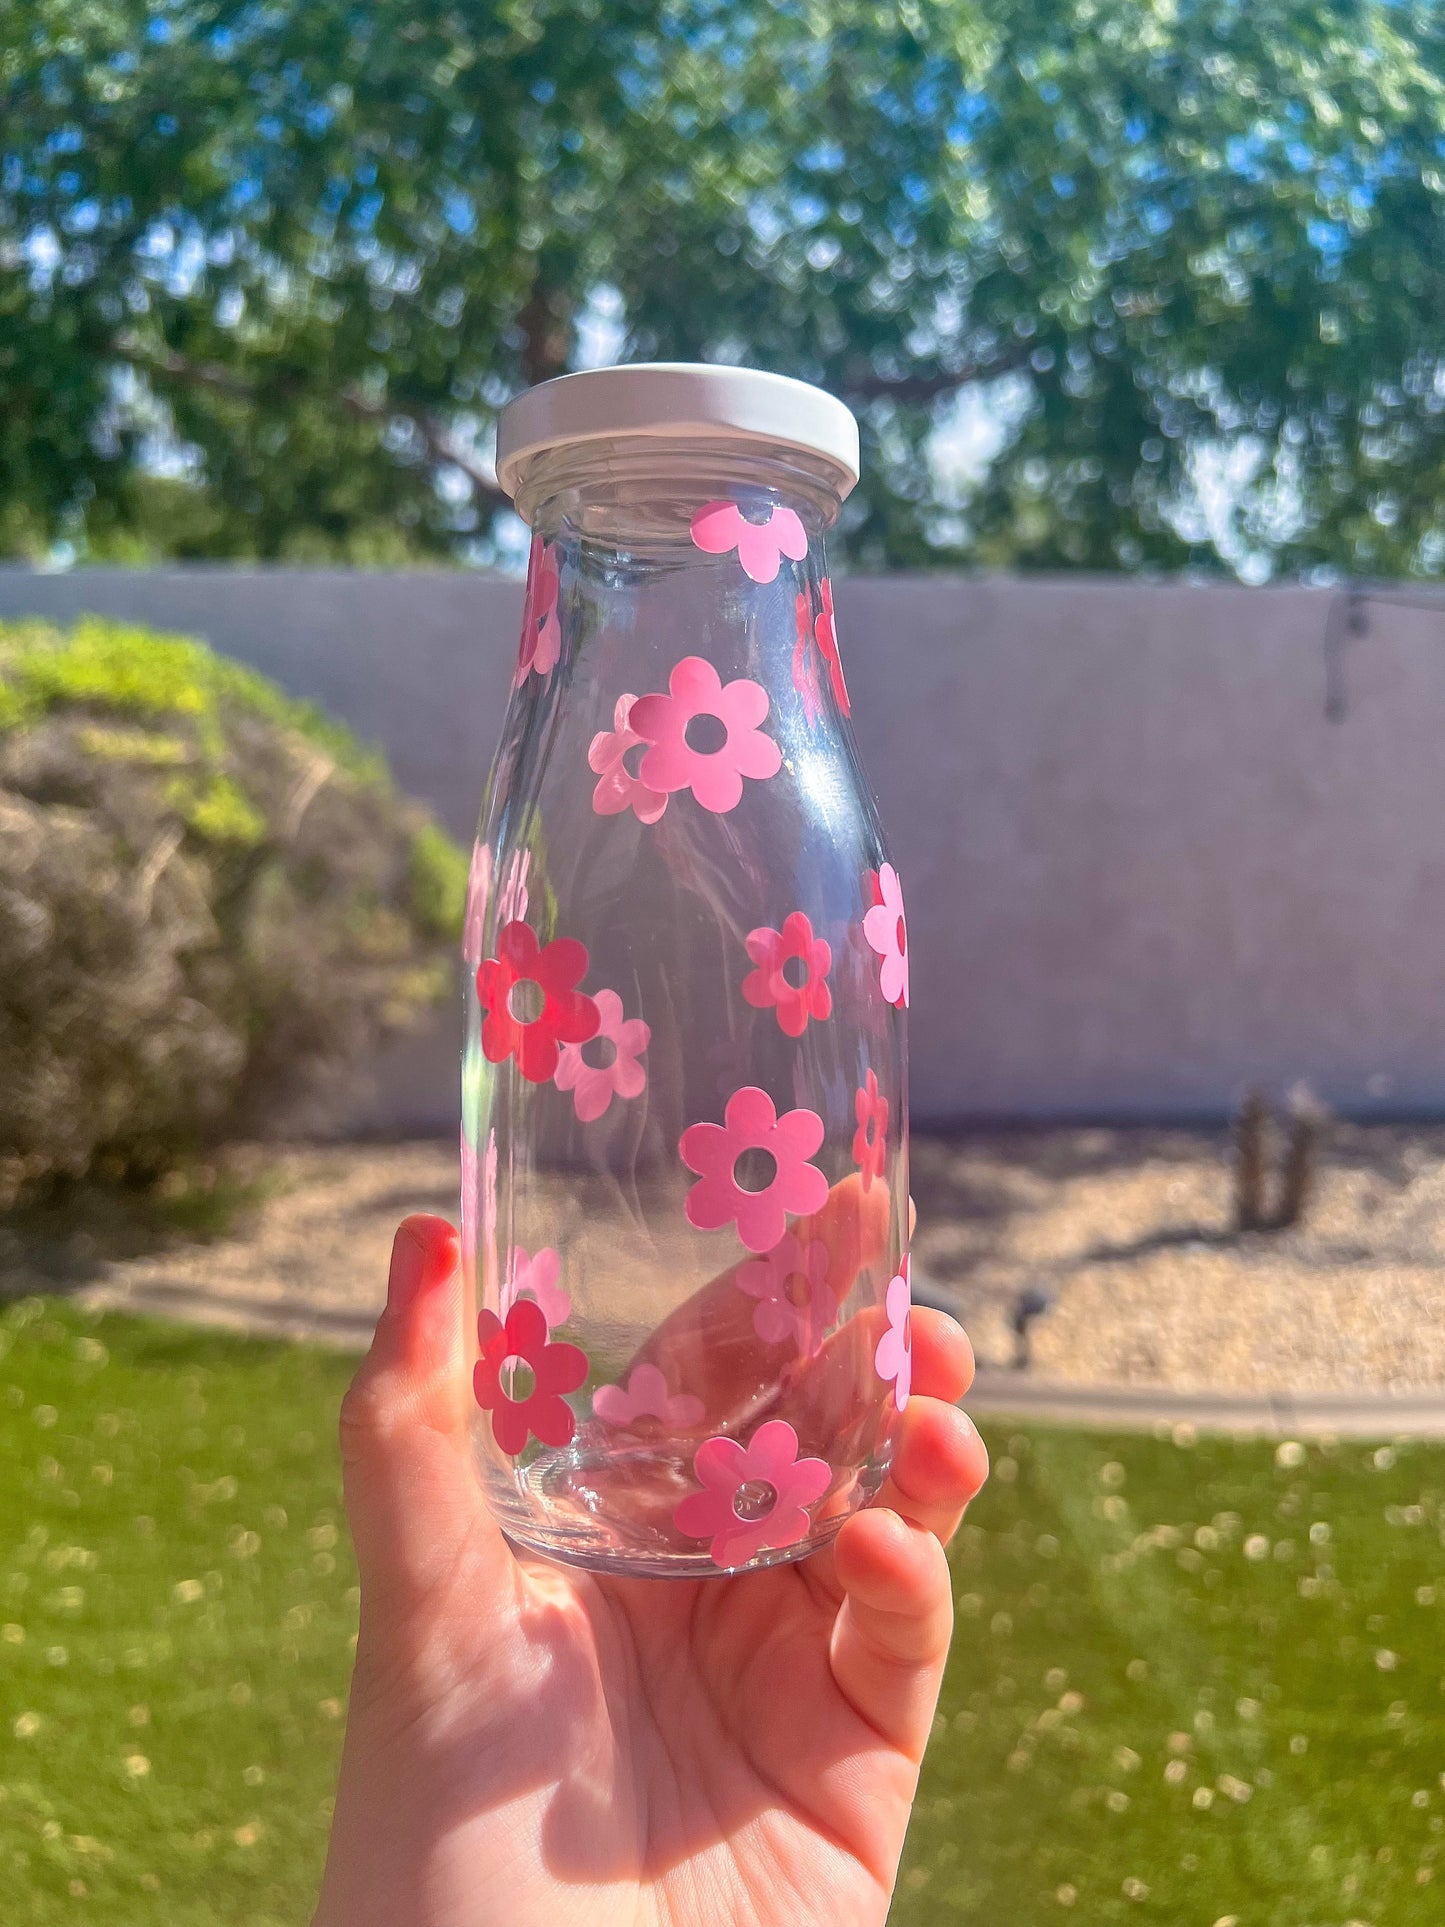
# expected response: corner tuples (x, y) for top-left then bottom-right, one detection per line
(339, 1215), (510, 1621)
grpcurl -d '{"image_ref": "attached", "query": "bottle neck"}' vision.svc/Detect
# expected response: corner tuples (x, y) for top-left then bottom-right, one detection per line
(517, 436), (845, 550)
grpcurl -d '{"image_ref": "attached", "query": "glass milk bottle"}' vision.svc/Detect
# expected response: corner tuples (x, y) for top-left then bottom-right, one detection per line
(462, 364), (911, 1577)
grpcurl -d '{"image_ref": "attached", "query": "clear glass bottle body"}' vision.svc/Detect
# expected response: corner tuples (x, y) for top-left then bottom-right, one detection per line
(461, 437), (910, 1578)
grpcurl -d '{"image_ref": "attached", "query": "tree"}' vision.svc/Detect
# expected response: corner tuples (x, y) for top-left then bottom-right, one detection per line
(3, 0), (1444, 576)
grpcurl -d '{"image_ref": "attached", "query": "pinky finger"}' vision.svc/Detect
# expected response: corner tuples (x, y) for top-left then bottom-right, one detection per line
(828, 1507), (954, 1757)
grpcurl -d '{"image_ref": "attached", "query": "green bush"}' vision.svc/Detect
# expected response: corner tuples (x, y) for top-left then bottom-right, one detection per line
(0, 616), (467, 1200)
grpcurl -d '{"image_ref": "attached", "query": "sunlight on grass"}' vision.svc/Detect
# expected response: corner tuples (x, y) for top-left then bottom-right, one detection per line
(1, 1298), (1442, 1923)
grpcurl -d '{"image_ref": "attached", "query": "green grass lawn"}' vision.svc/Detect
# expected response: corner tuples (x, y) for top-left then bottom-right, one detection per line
(1, 1299), (1442, 1924)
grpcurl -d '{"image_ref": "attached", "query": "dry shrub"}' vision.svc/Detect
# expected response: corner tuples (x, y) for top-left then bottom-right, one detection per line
(0, 616), (465, 1200)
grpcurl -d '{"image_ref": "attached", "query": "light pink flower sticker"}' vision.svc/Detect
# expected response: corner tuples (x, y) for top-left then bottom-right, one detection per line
(516, 537), (562, 685)
(863, 863), (910, 1009)
(874, 1257), (912, 1412)
(852, 1069), (889, 1193)
(588, 694), (668, 825)
(679, 1086), (829, 1253)
(737, 1233), (831, 1354)
(629, 656), (782, 815)
(793, 591), (825, 725)
(553, 988), (650, 1123)
(593, 1364), (704, 1430)
(463, 847), (530, 965)
(500, 1246), (571, 1331)
(690, 500), (808, 584)
(674, 1419), (832, 1569)
(742, 911), (833, 1039)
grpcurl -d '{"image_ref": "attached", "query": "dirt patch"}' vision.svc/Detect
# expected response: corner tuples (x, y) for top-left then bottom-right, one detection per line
(4, 1126), (1444, 1394)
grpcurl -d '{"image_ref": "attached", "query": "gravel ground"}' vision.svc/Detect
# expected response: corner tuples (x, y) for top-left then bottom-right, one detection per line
(5, 1125), (1445, 1394)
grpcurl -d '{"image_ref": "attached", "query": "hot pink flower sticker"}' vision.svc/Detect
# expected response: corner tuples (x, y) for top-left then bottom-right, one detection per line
(629, 656), (782, 815)
(793, 592), (825, 725)
(852, 1069), (889, 1192)
(742, 912), (833, 1038)
(553, 988), (650, 1123)
(874, 1257), (912, 1412)
(476, 920), (599, 1082)
(515, 537), (562, 685)
(593, 1364), (704, 1430)
(474, 1300), (588, 1456)
(690, 500), (808, 584)
(674, 1419), (832, 1569)
(813, 577), (850, 716)
(500, 1245), (571, 1330)
(737, 1233), (831, 1354)
(588, 693), (668, 825)
(679, 1086), (829, 1253)
(863, 863), (909, 1009)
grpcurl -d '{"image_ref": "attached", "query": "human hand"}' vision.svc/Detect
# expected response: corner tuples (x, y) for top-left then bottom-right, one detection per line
(314, 1213), (987, 1927)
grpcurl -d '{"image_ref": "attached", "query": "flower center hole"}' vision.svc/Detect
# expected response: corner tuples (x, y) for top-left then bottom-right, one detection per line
(896, 915), (907, 957)
(507, 978), (546, 1025)
(622, 740), (649, 780)
(500, 1356), (537, 1403)
(783, 1270), (813, 1309)
(732, 1478), (778, 1522)
(684, 712), (729, 756)
(780, 955), (810, 989)
(580, 1033), (618, 1071)
(733, 1147), (779, 1194)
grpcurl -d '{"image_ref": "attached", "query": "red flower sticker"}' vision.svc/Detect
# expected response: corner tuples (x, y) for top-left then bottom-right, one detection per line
(742, 911), (833, 1038)
(852, 1069), (889, 1192)
(792, 591), (825, 725)
(476, 919), (599, 1082)
(516, 537), (561, 686)
(474, 1299), (588, 1455)
(812, 577), (850, 716)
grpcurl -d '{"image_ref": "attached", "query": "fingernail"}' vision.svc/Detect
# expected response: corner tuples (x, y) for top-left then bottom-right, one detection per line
(387, 1218), (456, 1313)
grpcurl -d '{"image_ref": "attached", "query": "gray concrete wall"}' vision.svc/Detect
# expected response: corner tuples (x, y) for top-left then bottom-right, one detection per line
(2, 566), (1440, 1125)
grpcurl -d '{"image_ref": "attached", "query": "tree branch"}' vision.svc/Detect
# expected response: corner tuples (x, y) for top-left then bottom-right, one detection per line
(116, 335), (512, 512)
(841, 347), (1032, 405)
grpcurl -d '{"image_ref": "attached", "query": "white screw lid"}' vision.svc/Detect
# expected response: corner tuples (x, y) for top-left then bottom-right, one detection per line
(495, 363), (860, 505)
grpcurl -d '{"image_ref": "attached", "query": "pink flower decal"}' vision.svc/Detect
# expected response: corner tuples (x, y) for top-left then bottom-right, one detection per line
(679, 1085), (828, 1253)
(629, 656), (782, 815)
(812, 577), (850, 716)
(474, 1300), (588, 1456)
(462, 848), (530, 965)
(793, 592), (825, 725)
(674, 1419), (832, 1569)
(737, 1233), (831, 1353)
(476, 919), (599, 1083)
(689, 500), (808, 584)
(588, 693), (668, 825)
(500, 1245), (571, 1330)
(553, 988), (650, 1123)
(515, 537), (561, 685)
(462, 841), (491, 964)
(742, 912), (833, 1038)
(863, 863), (909, 1009)
(874, 1258), (912, 1412)
(593, 1364), (704, 1430)
(460, 1123), (478, 1255)
(852, 1070), (889, 1193)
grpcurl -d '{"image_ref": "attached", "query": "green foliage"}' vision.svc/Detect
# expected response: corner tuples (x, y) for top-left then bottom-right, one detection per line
(3, 2), (1445, 577)
(0, 1298), (357, 1925)
(0, 617), (464, 1196)
(2, 1299), (1442, 1923)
